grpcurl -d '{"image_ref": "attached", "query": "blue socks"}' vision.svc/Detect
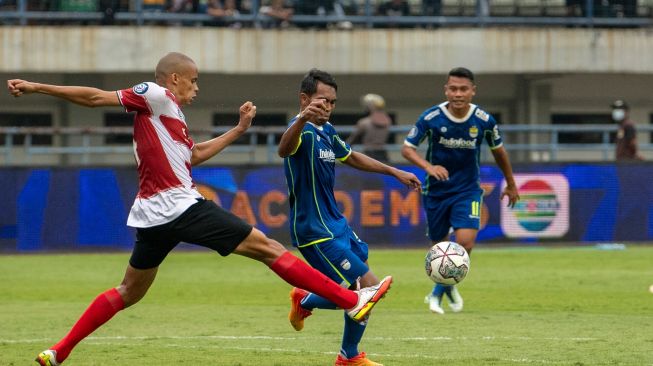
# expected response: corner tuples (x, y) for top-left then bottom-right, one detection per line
(300, 293), (338, 310)
(299, 293), (367, 359)
(340, 312), (367, 359)
(432, 283), (451, 298)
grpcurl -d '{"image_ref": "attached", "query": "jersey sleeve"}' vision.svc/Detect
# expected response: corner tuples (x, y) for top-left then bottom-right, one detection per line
(117, 82), (163, 114)
(286, 117), (305, 156)
(484, 115), (504, 150)
(332, 131), (352, 161)
(404, 115), (429, 148)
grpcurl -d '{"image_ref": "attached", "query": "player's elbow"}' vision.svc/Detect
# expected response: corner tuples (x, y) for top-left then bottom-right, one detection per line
(400, 145), (413, 159)
(85, 96), (106, 108)
(278, 147), (290, 158)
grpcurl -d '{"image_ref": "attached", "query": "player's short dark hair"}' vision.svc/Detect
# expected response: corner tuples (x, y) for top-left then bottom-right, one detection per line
(300, 68), (338, 95)
(448, 67), (475, 83)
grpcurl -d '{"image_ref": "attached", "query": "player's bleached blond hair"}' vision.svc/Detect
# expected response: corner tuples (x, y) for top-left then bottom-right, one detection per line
(155, 52), (196, 83)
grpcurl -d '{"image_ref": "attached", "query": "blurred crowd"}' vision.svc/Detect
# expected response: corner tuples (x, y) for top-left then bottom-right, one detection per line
(0, 0), (647, 28)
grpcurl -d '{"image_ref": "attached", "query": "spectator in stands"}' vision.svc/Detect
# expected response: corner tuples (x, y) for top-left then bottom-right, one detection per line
(566, 0), (635, 18)
(376, 0), (410, 28)
(346, 93), (392, 163)
(293, 0), (351, 29)
(206, 0), (243, 28)
(168, 0), (194, 12)
(259, 0), (294, 28)
(377, 0), (410, 16)
(612, 99), (643, 161)
(142, 0), (166, 12)
(422, 0), (441, 16)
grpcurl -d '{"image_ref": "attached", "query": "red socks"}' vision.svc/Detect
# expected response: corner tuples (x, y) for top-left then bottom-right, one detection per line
(52, 287), (124, 362)
(270, 251), (357, 309)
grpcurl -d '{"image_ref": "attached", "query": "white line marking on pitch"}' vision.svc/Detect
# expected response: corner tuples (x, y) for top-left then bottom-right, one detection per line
(0, 334), (600, 344)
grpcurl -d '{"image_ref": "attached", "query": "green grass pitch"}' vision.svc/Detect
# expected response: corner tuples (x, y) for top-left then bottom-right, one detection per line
(1, 246), (652, 365)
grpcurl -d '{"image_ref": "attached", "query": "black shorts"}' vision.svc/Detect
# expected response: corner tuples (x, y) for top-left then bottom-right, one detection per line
(129, 199), (253, 270)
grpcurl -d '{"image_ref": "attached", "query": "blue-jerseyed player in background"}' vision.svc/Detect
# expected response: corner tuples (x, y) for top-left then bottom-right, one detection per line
(401, 67), (520, 314)
(278, 69), (421, 366)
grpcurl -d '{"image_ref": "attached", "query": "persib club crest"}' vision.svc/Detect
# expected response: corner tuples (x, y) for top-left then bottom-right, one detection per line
(469, 126), (478, 138)
(133, 83), (149, 95)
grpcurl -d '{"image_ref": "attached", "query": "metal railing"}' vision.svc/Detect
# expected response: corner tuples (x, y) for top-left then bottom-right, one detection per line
(2, 124), (652, 165)
(1, 0), (652, 28)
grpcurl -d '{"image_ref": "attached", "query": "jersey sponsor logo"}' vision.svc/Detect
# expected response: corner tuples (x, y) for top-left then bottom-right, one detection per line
(474, 108), (489, 121)
(133, 83), (149, 95)
(438, 136), (477, 149)
(424, 109), (441, 121)
(319, 148), (336, 163)
(407, 126), (418, 139)
(469, 126), (478, 138)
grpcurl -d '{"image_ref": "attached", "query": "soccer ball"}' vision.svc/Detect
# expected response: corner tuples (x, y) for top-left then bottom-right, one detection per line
(425, 241), (470, 285)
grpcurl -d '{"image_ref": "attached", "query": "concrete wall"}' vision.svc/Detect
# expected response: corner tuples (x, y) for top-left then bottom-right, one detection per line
(2, 26), (653, 165)
(2, 27), (653, 74)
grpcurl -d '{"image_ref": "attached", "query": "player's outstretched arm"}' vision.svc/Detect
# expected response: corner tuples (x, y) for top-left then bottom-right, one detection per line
(7, 79), (119, 107)
(191, 101), (256, 166)
(491, 146), (520, 207)
(344, 151), (421, 191)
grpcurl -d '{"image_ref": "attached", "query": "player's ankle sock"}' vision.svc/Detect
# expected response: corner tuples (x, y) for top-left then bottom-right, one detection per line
(52, 288), (124, 362)
(301, 293), (338, 310)
(270, 252), (357, 309)
(443, 285), (454, 300)
(340, 312), (367, 359)
(432, 283), (446, 298)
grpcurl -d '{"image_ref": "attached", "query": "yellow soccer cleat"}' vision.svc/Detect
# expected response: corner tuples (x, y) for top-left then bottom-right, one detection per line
(35, 350), (60, 366)
(346, 276), (392, 322)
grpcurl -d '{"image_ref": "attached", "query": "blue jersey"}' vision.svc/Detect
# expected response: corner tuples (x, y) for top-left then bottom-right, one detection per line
(284, 118), (352, 247)
(404, 102), (503, 198)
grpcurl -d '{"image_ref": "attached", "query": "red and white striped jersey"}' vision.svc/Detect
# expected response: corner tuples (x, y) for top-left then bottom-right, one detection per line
(117, 82), (203, 228)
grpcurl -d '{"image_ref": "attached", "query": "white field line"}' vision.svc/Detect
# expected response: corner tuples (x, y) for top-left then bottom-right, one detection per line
(62, 341), (574, 365)
(0, 334), (600, 344)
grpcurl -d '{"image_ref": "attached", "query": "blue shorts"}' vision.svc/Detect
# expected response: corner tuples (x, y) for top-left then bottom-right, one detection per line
(423, 190), (483, 242)
(298, 227), (369, 288)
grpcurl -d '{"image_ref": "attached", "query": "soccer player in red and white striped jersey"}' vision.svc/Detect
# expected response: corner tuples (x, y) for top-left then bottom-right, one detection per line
(8, 52), (392, 366)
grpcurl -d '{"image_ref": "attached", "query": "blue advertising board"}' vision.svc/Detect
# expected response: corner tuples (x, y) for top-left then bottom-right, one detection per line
(0, 163), (651, 252)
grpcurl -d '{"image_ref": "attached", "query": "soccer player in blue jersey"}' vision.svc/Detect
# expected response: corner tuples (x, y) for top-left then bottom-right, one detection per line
(401, 67), (520, 314)
(278, 69), (421, 366)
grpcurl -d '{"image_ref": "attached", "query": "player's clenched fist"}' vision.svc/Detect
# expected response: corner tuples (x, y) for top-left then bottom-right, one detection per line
(237, 101), (256, 130)
(7, 79), (37, 97)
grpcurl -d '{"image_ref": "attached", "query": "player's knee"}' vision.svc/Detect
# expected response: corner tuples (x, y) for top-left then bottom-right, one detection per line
(117, 282), (148, 308)
(237, 229), (286, 262)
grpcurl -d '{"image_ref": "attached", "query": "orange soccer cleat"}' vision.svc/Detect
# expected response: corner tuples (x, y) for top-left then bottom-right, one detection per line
(335, 352), (383, 366)
(288, 287), (312, 331)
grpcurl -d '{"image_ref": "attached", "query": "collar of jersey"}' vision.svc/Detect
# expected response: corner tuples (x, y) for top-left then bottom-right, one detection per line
(439, 102), (477, 123)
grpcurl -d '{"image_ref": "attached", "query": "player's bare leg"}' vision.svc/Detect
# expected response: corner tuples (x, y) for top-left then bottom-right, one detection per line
(233, 228), (392, 320)
(36, 265), (158, 365)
